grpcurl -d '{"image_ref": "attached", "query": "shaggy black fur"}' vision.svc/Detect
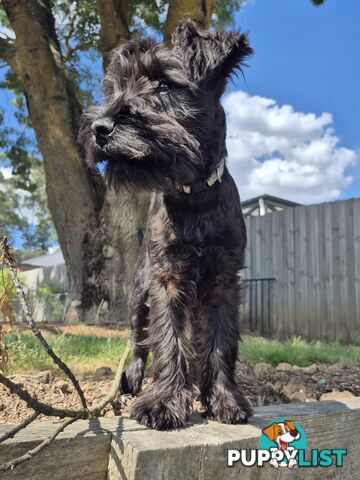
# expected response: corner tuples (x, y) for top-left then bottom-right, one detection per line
(79, 21), (253, 430)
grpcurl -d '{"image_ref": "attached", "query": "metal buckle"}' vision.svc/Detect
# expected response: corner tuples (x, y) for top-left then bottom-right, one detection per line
(217, 161), (224, 183)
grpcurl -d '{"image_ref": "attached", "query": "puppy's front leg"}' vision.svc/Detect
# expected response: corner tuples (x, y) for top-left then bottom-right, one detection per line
(129, 276), (193, 430)
(198, 281), (252, 424)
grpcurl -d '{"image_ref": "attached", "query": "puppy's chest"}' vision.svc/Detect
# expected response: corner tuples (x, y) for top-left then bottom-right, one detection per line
(148, 228), (235, 278)
(149, 206), (232, 247)
(147, 200), (241, 275)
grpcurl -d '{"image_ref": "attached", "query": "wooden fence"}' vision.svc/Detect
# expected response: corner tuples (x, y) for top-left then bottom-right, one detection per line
(242, 197), (360, 342)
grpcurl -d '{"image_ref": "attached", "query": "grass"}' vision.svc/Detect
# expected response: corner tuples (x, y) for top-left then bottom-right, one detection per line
(239, 335), (360, 367)
(2, 330), (360, 374)
(4, 331), (128, 375)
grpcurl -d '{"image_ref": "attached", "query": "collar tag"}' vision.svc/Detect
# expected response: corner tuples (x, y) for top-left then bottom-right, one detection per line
(181, 158), (225, 195)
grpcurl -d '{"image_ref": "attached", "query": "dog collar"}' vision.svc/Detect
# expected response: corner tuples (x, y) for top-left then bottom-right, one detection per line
(180, 158), (225, 195)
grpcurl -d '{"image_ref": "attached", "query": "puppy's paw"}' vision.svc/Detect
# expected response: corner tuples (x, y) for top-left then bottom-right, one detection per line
(130, 385), (192, 430)
(120, 359), (146, 395)
(202, 385), (252, 424)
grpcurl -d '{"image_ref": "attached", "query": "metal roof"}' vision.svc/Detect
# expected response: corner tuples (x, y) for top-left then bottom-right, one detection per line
(20, 249), (65, 268)
(242, 194), (302, 207)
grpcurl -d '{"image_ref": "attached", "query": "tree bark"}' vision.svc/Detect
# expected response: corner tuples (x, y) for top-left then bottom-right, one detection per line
(1, 0), (146, 325)
(96, 0), (130, 69)
(164, 0), (216, 45)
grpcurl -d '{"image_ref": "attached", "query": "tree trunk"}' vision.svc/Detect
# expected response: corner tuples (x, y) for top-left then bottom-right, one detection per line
(2, 0), (146, 325)
(164, 0), (216, 44)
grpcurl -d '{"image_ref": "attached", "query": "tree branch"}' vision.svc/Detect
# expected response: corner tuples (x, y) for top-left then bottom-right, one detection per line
(163, 0), (216, 45)
(0, 36), (19, 73)
(63, 10), (77, 60)
(96, 0), (130, 69)
(0, 412), (39, 443)
(63, 39), (94, 63)
(0, 372), (87, 418)
(0, 416), (79, 474)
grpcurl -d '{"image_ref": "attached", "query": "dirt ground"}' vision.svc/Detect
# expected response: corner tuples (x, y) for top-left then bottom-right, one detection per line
(1, 358), (359, 425)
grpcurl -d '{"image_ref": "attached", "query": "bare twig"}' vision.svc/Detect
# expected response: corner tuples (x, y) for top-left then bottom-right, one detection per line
(0, 373), (86, 418)
(1, 237), (88, 410)
(0, 236), (131, 473)
(0, 412), (40, 443)
(63, 39), (93, 62)
(0, 341), (131, 472)
(88, 340), (131, 417)
(63, 10), (76, 60)
(0, 416), (79, 474)
(0, 339), (130, 419)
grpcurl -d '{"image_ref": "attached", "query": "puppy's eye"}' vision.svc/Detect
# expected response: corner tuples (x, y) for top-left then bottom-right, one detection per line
(157, 82), (170, 95)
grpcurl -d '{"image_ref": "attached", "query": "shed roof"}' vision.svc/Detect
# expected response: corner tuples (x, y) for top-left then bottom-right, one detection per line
(20, 249), (65, 269)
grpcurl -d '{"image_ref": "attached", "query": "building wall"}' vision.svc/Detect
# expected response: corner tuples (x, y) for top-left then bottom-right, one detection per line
(22, 264), (68, 292)
(20, 264), (68, 323)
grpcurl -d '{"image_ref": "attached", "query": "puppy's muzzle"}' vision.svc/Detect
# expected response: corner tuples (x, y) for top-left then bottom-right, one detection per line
(91, 117), (115, 147)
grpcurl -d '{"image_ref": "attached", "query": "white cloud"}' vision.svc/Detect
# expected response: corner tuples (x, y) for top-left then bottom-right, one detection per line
(0, 166), (12, 179)
(223, 91), (357, 203)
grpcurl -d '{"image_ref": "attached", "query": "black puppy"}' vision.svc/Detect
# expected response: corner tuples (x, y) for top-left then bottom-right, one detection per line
(79, 21), (253, 430)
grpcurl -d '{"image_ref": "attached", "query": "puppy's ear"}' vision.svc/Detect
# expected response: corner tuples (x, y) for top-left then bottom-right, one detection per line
(284, 420), (297, 431)
(262, 424), (278, 442)
(172, 20), (253, 96)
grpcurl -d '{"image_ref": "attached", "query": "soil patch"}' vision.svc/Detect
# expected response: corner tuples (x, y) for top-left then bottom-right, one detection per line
(1, 360), (359, 425)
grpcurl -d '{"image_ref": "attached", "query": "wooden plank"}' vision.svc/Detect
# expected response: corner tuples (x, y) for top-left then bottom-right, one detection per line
(330, 201), (342, 341)
(343, 200), (356, 341)
(353, 200), (360, 337)
(260, 213), (270, 336)
(2, 401), (360, 480)
(293, 206), (308, 338)
(337, 200), (349, 340)
(108, 400), (360, 480)
(0, 417), (146, 480)
(307, 205), (321, 340)
(241, 218), (251, 332)
(244, 217), (251, 280)
(316, 203), (327, 340)
(254, 215), (262, 333)
(249, 216), (258, 333)
(271, 211), (284, 337)
(263, 212), (274, 335)
(323, 201), (334, 340)
(283, 207), (296, 337)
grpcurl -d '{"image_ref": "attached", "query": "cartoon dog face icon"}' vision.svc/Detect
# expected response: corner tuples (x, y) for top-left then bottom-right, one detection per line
(262, 420), (301, 468)
(262, 420), (300, 450)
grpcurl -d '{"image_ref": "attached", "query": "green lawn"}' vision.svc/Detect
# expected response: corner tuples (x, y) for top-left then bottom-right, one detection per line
(4, 331), (127, 375)
(2, 331), (360, 374)
(239, 335), (360, 367)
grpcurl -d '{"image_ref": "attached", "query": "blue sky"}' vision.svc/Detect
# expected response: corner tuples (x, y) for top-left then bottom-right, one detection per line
(225, 0), (359, 200)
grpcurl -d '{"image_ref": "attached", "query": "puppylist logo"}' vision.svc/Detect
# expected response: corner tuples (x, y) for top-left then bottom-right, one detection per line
(227, 419), (347, 469)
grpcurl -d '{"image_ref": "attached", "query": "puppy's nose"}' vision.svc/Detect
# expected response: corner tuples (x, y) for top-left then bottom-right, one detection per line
(91, 117), (114, 146)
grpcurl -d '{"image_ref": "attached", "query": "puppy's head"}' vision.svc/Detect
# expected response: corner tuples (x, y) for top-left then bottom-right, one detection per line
(78, 21), (252, 192)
